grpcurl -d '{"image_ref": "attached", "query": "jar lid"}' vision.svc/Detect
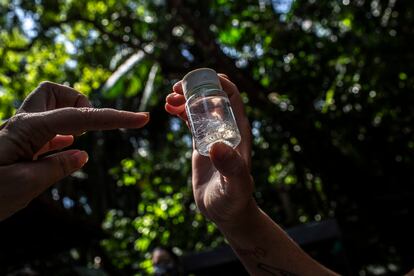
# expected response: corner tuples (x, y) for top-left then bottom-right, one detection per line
(182, 68), (222, 99)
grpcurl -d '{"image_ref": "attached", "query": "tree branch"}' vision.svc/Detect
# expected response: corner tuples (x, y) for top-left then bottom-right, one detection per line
(175, 6), (272, 108)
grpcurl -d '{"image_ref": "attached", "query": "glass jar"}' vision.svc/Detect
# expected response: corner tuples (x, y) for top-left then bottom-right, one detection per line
(182, 68), (241, 156)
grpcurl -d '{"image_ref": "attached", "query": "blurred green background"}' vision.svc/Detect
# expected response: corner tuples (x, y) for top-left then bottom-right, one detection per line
(1, 0), (413, 275)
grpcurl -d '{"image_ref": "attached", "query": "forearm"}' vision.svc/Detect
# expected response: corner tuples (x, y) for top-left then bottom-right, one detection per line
(217, 200), (338, 276)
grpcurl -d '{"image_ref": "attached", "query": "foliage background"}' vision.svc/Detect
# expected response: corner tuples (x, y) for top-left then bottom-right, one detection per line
(1, 0), (413, 275)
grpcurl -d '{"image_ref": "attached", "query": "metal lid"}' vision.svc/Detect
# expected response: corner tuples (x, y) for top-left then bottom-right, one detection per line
(182, 68), (222, 99)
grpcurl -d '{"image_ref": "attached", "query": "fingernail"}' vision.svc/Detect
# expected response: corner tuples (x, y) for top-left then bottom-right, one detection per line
(173, 81), (182, 90)
(218, 73), (230, 80)
(71, 150), (89, 166)
(138, 112), (150, 119)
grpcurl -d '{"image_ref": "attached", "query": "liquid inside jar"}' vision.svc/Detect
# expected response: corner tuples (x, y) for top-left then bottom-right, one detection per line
(186, 94), (241, 156)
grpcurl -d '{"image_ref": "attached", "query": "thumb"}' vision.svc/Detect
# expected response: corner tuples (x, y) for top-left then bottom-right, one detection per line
(28, 150), (88, 192)
(209, 142), (250, 180)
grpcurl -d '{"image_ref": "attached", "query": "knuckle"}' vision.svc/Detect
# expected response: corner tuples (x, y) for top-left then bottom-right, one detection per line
(19, 165), (37, 185)
(6, 113), (51, 157)
(79, 107), (106, 127)
(75, 92), (91, 106)
(6, 113), (30, 130)
(218, 73), (230, 79)
(79, 107), (97, 120)
(79, 107), (96, 113)
(38, 81), (56, 91)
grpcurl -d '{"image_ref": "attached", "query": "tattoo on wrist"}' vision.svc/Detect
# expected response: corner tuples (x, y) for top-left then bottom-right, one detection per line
(257, 263), (299, 276)
(235, 246), (266, 259)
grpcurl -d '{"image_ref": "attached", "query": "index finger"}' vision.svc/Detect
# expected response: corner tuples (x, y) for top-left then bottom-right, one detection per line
(41, 108), (149, 134)
(18, 81), (91, 113)
(5, 108), (150, 159)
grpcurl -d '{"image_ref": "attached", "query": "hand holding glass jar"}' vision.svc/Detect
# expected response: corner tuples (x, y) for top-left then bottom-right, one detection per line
(181, 68), (241, 156)
(165, 70), (253, 226)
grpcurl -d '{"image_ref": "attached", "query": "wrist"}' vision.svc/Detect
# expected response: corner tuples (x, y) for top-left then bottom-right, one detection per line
(216, 197), (262, 237)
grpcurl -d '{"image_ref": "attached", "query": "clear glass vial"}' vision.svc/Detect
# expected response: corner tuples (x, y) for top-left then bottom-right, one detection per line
(182, 68), (241, 156)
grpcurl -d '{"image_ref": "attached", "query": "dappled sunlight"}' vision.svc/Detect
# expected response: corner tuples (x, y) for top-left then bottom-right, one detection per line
(1, 0), (413, 275)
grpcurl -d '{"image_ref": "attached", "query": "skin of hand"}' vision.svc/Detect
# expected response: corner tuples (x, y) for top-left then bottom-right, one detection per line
(165, 74), (256, 229)
(0, 81), (149, 221)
